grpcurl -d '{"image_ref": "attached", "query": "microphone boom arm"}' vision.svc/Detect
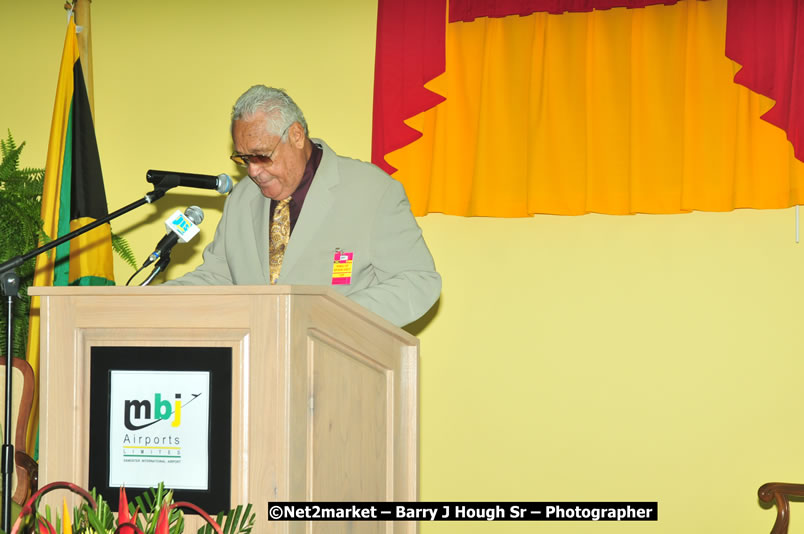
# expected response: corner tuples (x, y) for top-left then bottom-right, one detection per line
(0, 187), (168, 279)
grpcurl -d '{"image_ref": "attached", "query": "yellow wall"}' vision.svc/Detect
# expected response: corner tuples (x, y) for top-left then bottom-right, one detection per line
(2, 2), (803, 533)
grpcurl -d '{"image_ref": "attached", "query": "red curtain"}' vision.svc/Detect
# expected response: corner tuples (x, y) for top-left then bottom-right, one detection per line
(372, 0), (697, 175)
(449, 0), (684, 21)
(371, 0), (445, 175)
(726, 0), (804, 162)
(372, 0), (804, 180)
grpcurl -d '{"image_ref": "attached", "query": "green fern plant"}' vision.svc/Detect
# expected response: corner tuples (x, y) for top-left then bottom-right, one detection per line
(0, 131), (47, 359)
(0, 130), (137, 358)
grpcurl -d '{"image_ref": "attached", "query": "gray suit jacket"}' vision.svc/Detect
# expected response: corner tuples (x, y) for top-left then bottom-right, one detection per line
(166, 139), (441, 327)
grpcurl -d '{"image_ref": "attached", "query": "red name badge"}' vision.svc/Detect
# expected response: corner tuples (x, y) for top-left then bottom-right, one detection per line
(331, 251), (353, 285)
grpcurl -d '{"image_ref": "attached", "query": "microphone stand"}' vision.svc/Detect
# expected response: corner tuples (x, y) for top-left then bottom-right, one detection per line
(0, 186), (170, 532)
(1, 271), (19, 531)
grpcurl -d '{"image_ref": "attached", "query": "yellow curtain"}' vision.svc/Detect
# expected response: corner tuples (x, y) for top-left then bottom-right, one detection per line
(387, 0), (804, 216)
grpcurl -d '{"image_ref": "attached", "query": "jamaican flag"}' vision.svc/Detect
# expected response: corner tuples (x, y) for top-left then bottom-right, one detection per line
(26, 16), (115, 456)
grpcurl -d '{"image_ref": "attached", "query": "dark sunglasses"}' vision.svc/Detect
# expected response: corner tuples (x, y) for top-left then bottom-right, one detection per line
(230, 124), (290, 167)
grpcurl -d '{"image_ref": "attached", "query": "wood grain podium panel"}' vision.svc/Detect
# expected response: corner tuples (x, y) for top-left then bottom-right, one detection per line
(29, 286), (418, 534)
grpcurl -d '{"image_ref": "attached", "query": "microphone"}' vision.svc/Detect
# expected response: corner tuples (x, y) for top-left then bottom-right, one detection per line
(146, 169), (233, 194)
(142, 206), (204, 269)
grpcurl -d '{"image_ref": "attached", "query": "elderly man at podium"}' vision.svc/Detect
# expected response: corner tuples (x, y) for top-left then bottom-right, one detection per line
(165, 85), (441, 328)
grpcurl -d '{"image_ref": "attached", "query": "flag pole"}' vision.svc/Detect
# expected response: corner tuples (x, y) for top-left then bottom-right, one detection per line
(74, 0), (94, 116)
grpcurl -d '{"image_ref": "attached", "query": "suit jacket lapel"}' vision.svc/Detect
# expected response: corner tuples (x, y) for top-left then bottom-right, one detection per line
(278, 140), (339, 281)
(250, 188), (271, 283)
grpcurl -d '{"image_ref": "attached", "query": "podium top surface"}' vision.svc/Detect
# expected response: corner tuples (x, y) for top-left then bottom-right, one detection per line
(28, 285), (417, 342)
(30, 284), (333, 297)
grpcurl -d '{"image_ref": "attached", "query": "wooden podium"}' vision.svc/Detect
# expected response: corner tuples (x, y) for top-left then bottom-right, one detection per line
(29, 285), (418, 533)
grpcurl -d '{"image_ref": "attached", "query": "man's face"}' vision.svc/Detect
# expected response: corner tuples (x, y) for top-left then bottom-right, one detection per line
(232, 111), (307, 200)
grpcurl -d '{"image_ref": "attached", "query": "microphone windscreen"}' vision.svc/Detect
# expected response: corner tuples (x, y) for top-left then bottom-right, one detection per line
(185, 205), (204, 224)
(217, 174), (233, 194)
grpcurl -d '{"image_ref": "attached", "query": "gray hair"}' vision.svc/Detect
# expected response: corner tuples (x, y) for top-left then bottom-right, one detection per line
(230, 85), (309, 139)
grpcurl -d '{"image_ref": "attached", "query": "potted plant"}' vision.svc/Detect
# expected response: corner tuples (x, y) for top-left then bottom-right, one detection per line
(11, 481), (254, 534)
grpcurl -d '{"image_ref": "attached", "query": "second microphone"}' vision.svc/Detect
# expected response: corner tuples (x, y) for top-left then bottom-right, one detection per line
(142, 206), (204, 269)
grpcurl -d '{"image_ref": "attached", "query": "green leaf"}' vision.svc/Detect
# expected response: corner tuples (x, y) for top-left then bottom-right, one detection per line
(200, 504), (254, 534)
(111, 232), (138, 270)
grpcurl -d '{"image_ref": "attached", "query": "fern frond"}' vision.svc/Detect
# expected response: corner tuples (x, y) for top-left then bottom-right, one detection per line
(0, 143), (24, 182)
(0, 129), (16, 159)
(111, 232), (138, 270)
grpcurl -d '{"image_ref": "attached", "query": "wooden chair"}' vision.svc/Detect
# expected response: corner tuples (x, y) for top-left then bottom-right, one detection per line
(0, 357), (37, 505)
(757, 482), (804, 534)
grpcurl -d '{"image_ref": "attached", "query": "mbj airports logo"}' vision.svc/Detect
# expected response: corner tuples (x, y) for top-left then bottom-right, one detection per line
(108, 370), (211, 489)
(124, 393), (200, 430)
(120, 391), (203, 461)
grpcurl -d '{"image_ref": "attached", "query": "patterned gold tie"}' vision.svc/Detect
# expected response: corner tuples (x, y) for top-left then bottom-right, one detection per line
(269, 197), (291, 284)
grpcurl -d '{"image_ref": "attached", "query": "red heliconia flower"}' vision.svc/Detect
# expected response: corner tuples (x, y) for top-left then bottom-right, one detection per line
(118, 486), (142, 534)
(118, 486), (130, 524)
(154, 504), (169, 534)
(37, 517), (56, 534)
